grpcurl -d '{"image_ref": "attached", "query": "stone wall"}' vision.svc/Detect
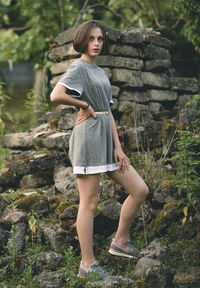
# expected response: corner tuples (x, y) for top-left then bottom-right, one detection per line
(49, 25), (199, 151)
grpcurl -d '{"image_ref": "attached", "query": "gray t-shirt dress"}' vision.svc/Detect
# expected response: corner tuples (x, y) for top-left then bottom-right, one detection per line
(57, 58), (118, 175)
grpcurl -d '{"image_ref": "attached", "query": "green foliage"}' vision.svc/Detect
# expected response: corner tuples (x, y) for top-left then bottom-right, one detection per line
(6, 85), (49, 132)
(0, 82), (10, 168)
(0, 0), (86, 66)
(179, 0), (200, 53)
(172, 94), (200, 208)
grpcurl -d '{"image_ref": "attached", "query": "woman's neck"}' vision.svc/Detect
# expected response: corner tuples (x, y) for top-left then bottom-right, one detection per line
(81, 54), (97, 65)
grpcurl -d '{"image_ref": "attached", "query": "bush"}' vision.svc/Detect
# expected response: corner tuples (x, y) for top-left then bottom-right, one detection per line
(172, 94), (200, 207)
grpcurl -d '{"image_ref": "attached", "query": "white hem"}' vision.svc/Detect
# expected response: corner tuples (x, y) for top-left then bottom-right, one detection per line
(73, 163), (119, 175)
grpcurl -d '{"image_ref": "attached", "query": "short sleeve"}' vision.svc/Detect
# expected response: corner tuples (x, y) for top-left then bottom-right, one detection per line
(57, 64), (83, 97)
(110, 96), (114, 106)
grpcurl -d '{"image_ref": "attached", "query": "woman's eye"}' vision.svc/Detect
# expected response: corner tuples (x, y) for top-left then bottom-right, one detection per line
(98, 37), (104, 41)
(90, 36), (94, 41)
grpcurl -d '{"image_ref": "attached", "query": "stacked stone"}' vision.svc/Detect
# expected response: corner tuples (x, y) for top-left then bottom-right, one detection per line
(49, 25), (199, 150)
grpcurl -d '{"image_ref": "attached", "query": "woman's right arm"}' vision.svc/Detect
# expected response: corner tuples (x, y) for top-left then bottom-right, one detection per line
(50, 84), (97, 121)
(50, 84), (88, 110)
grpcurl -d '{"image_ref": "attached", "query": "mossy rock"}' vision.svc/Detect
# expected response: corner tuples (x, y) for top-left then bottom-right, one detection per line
(14, 193), (49, 215)
(148, 199), (183, 236)
(49, 195), (63, 211)
(57, 201), (73, 216)
(160, 179), (178, 195)
(59, 204), (79, 220)
(173, 271), (200, 287)
(161, 119), (177, 141)
(154, 110), (175, 121)
(135, 278), (146, 288)
(49, 117), (60, 130)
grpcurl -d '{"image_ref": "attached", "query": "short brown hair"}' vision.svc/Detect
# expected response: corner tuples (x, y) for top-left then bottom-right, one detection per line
(73, 20), (108, 54)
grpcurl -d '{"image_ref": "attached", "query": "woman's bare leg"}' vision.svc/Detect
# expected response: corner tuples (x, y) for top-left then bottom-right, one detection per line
(107, 165), (149, 245)
(76, 174), (100, 267)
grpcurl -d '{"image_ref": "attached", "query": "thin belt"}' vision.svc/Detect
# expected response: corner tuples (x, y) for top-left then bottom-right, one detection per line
(95, 111), (109, 115)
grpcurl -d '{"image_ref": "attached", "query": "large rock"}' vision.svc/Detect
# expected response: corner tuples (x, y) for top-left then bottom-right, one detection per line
(121, 28), (171, 48)
(50, 59), (75, 75)
(2, 132), (34, 149)
(171, 77), (199, 93)
(134, 257), (174, 288)
(19, 173), (53, 189)
(0, 167), (20, 188)
(142, 72), (170, 88)
(118, 101), (148, 113)
(34, 270), (66, 288)
(48, 43), (79, 61)
(124, 127), (147, 151)
(119, 90), (149, 103)
(42, 225), (73, 252)
(33, 130), (71, 151)
(53, 166), (79, 203)
(6, 151), (65, 177)
(54, 27), (76, 46)
(88, 275), (135, 288)
(148, 89), (178, 101)
(145, 59), (171, 71)
(45, 105), (77, 131)
(94, 199), (122, 236)
(7, 222), (27, 254)
(98, 199), (122, 220)
(148, 200), (183, 236)
(143, 44), (170, 59)
(0, 195), (9, 215)
(96, 55), (143, 70)
(139, 240), (168, 261)
(108, 43), (140, 57)
(1, 208), (28, 226)
(0, 227), (10, 255)
(34, 252), (65, 273)
(14, 193), (50, 216)
(112, 69), (143, 87)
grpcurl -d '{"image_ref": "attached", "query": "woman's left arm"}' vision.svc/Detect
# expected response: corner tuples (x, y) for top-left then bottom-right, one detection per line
(108, 110), (130, 173)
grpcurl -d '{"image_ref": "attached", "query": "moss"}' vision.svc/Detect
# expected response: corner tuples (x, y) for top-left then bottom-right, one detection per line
(135, 278), (146, 288)
(14, 193), (43, 211)
(57, 201), (72, 216)
(173, 272), (200, 287)
(49, 195), (63, 211)
(160, 179), (178, 194)
(148, 199), (183, 235)
(161, 119), (177, 140)
(154, 110), (175, 121)
(49, 117), (59, 130)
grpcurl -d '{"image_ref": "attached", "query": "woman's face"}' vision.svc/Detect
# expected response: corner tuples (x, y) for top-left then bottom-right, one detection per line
(86, 27), (104, 58)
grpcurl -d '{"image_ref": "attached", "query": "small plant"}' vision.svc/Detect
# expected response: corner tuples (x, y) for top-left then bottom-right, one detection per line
(28, 213), (37, 247)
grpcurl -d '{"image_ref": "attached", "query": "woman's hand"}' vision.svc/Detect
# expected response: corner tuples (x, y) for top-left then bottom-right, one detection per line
(75, 105), (97, 125)
(114, 146), (130, 173)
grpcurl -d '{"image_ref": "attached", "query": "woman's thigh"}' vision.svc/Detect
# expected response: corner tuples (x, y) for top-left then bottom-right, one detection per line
(107, 165), (148, 198)
(76, 174), (101, 206)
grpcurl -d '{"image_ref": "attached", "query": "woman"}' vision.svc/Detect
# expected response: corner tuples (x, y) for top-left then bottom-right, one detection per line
(50, 20), (149, 279)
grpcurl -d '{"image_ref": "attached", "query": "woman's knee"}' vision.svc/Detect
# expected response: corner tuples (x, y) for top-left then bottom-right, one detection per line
(132, 181), (149, 201)
(138, 182), (149, 200)
(80, 195), (98, 213)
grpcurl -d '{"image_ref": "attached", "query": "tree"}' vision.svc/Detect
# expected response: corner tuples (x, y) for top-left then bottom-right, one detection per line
(0, 0), (88, 67)
(179, 0), (200, 53)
